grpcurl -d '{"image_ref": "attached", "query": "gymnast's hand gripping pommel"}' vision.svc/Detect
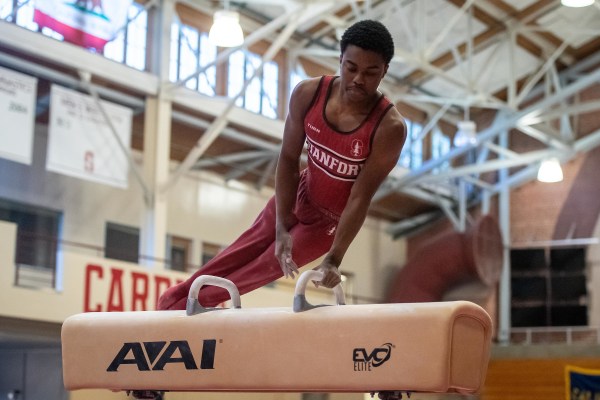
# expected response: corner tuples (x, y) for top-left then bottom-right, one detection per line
(293, 269), (346, 312)
(184, 270), (345, 315)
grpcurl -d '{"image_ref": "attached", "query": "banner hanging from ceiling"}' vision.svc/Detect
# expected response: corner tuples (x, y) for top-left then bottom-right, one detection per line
(0, 66), (37, 165)
(33, 0), (134, 52)
(46, 84), (132, 188)
(565, 365), (600, 400)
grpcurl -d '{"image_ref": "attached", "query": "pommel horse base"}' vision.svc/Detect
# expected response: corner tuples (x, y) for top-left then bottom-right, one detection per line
(62, 271), (493, 400)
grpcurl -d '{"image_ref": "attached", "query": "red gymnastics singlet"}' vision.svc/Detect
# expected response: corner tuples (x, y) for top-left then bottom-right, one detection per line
(302, 75), (393, 218)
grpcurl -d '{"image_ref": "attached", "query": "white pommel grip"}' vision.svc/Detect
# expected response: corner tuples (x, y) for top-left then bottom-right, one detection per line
(293, 270), (346, 312)
(186, 275), (242, 316)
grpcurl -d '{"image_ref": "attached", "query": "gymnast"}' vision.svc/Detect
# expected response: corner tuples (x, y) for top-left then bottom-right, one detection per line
(157, 19), (407, 311)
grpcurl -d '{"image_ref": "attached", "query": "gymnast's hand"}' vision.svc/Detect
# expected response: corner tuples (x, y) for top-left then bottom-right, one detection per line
(275, 228), (299, 279)
(313, 261), (342, 289)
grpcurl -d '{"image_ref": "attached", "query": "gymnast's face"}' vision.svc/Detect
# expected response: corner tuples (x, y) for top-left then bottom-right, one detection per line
(339, 44), (388, 102)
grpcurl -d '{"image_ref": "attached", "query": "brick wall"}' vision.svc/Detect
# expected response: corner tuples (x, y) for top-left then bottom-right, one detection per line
(510, 156), (585, 244)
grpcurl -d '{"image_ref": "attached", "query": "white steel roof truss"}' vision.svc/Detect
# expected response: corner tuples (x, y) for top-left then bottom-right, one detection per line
(161, 5), (319, 194)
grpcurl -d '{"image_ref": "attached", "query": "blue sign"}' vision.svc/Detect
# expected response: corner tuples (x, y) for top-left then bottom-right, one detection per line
(566, 365), (600, 400)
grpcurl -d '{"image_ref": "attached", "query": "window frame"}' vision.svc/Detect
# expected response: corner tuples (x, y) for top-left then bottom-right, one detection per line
(104, 222), (140, 263)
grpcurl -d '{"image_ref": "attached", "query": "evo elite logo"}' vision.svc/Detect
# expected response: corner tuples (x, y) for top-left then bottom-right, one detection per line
(107, 340), (217, 372)
(353, 343), (394, 371)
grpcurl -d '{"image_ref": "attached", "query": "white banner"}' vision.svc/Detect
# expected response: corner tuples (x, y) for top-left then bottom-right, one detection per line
(46, 84), (132, 188)
(0, 66), (38, 165)
(34, 0), (134, 51)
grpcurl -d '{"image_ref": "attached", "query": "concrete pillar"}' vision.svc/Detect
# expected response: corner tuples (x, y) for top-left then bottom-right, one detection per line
(140, 0), (175, 268)
(498, 130), (512, 343)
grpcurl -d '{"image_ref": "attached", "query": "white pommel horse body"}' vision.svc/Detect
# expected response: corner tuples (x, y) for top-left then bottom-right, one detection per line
(61, 270), (493, 400)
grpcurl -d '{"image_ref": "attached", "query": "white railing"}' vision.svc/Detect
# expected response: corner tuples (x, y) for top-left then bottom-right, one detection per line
(510, 326), (600, 345)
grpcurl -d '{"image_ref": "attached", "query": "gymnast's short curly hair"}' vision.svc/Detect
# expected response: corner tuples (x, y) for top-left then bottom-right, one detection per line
(340, 20), (395, 64)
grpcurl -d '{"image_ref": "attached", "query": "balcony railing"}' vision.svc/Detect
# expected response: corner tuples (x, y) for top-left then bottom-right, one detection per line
(510, 326), (600, 345)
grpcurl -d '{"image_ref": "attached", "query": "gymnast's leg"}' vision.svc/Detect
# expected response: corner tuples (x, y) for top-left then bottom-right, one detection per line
(156, 196), (279, 310)
(157, 192), (338, 310)
(194, 203), (337, 307)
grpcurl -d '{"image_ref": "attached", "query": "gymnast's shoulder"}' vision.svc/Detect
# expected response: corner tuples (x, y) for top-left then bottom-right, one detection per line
(378, 104), (408, 147)
(287, 77), (322, 117)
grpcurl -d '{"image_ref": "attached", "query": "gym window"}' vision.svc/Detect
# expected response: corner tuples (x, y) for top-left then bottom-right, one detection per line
(103, 2), (148, 71)
(169, 22), (217, 96)
(201, 241), (222, 267)
(105, 222), (139, 263)
(167, 234), (193, 272)
(289, 65), (308, 101)
(510, 247), (589, 328)
(227, 49), (279, 119)
(431, 126), (451, 172)
(0, 199), (61, 288)
(398, 120), (424, 170)
(2, 0), (39, 32)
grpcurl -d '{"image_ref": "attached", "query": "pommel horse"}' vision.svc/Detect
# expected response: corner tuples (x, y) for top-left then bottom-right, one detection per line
(62, 270), (493, 400)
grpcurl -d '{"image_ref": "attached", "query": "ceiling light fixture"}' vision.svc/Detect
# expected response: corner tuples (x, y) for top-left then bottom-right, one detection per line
(561, 0), (594, 7)
(537, 158), (564, 183)
(209, 6), (244, 47)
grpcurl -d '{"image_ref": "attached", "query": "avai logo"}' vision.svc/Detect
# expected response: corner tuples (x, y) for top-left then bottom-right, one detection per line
(107, 340), (217, 372)
(353, 343), (394, 371)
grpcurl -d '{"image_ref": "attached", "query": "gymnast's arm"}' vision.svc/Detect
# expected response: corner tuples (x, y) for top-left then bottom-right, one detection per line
(274, 78), (319, 278)
(317, 107), (407, 288)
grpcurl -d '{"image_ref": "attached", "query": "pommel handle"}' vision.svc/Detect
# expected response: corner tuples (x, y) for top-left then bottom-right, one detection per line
(186, 275), (241, 316)
(293, 270), (345, 312)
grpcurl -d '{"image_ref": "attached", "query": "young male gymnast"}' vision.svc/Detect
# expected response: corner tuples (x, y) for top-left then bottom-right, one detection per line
(157, 20), (406, 310)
